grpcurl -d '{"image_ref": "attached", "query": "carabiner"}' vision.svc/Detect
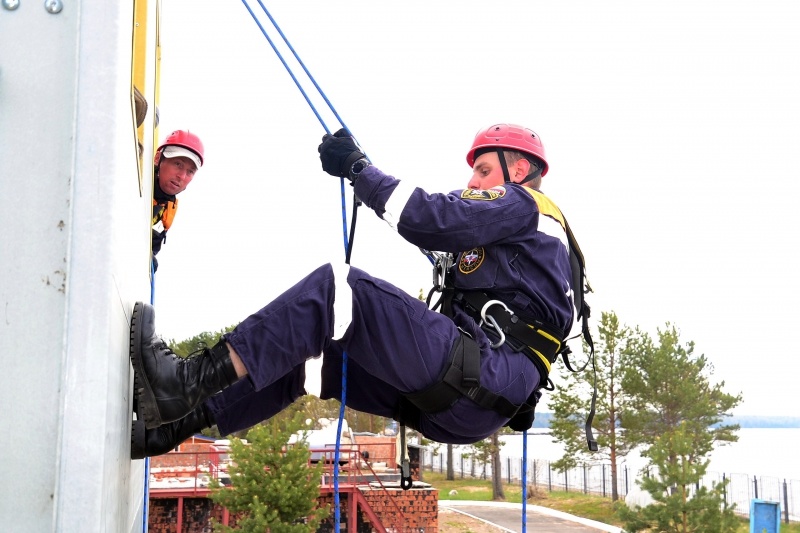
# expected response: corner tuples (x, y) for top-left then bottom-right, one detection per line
(479, 300), (512, 349)
(483, 314), (506, 348)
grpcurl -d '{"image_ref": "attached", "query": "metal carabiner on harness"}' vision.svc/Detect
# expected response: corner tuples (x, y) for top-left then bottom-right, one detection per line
(479, 300), (512, 349)
(423, 249), (453, 292)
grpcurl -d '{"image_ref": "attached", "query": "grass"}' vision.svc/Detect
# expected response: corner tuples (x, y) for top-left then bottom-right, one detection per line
(425, 471), (800, 533)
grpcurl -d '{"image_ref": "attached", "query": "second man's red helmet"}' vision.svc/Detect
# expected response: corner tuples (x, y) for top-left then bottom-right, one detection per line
(158, 130), (205, 167)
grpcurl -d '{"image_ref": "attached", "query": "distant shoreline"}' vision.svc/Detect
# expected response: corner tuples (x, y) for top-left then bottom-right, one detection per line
(531, 413), (800, 429)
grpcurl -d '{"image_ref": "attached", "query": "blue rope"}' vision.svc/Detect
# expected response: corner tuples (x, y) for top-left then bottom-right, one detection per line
(142, 261), (156, 533)
(239, 0), (329, 135)
(253, 0), (352, 133)
(522, 431), (527, 533)
(238, 3), (357, 530)
(240, 0), (362, 259)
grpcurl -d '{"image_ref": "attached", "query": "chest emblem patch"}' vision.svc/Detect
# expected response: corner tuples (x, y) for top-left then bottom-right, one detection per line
(460, 186), (506, 201)
(459, 247), (485, 274)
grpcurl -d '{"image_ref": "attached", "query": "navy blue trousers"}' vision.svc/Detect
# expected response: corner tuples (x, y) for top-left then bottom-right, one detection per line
(204, 264), (539, 444)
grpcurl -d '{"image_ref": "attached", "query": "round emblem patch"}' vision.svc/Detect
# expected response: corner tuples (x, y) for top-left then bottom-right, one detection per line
(460, 186), (506, 201)
(459, 248), (485, 274)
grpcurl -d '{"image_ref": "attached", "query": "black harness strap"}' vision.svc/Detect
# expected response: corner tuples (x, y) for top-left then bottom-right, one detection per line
(402, 331), (523, 420)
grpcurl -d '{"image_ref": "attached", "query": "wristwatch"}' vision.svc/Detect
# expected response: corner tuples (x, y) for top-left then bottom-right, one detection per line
(349, 157), (371, 181)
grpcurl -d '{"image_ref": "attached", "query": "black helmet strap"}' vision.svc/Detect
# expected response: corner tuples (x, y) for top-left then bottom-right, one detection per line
(497, 148), (511, 183)
(496, 148), (543, 185)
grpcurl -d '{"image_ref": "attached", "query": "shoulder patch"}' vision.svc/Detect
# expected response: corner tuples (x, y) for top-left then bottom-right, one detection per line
(460, 186), (506, 201)
(458, 247), (485, 274)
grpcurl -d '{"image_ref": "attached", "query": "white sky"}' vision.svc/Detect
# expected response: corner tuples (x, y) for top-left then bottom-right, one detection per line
(153, 0), (800, 417)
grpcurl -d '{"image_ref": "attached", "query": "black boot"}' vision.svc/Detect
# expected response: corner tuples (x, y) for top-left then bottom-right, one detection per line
(130, 301), (239, 429)
(130, 404), (215, 460)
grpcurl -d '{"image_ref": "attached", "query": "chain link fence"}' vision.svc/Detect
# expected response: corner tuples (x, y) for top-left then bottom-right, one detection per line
(421, 447), (798, 524)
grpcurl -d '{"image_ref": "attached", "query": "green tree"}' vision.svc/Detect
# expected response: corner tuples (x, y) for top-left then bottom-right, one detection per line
(619, 323), (741, 533)
(549, 310), (636, 501)
(210, 413), (330, 533)
(621, 323), (741, 455)
(618, 424), (738, 533)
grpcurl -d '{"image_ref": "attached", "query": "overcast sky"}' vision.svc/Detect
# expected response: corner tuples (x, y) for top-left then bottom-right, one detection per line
(152, 0), (800, 417)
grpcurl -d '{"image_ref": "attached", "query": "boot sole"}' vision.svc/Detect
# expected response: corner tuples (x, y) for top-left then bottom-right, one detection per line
(130, 301), (164, 430)
(130, 419), (147, 460)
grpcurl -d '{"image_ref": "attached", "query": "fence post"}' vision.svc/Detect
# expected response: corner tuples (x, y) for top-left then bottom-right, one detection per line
(583, 464), (588, 494)
(548, 463), (552, 492)
(439, 453), (443, 473)
(722, 473), (727, 507)
(602, 464), (606, 498)
(507, 457), (511, 484)
(460, 456), (464, 479)
(753, 475), (758, 499)
(565, 467), (569, 493)
(520, 458), (525, 488)
(625, 465), (629, 495)
(533, 460), (537, 488)
(783, 479), (789, 524)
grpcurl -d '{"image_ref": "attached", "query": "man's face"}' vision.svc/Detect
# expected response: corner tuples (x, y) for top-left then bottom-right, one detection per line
(467, 152), (507, 190)
(157, 156), (197, 195)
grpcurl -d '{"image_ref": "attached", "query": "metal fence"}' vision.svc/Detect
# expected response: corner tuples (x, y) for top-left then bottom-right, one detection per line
(421, 448), (798, 524)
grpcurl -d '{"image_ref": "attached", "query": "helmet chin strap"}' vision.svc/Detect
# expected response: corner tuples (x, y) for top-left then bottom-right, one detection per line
(497, 148), (542, 185)
(497, 148), (512, 183)
(519, 165), (543, 186)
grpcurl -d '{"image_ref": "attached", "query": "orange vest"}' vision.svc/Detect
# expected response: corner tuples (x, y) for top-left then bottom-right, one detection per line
(152, 198), (178, 231)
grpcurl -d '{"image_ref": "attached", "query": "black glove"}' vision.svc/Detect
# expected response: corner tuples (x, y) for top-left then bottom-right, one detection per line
(318, 128), (368, 179)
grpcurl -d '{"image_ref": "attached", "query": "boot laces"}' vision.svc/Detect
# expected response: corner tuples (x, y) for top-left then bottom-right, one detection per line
(153, 338), (180, 358)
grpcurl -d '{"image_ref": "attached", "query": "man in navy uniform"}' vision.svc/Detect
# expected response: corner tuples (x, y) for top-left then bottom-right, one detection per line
(130, 124), (580, 458)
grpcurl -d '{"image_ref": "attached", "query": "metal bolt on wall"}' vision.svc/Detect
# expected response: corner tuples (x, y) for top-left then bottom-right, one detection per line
(2, 0), (63, 11)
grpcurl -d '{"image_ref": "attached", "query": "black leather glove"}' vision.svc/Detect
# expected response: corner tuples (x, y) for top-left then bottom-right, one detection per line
(318, 128), (368, 179)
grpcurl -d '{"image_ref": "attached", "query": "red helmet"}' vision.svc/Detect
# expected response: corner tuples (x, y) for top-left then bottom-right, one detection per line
(466, 124), (548, 176)
(157, 130), (205, 167)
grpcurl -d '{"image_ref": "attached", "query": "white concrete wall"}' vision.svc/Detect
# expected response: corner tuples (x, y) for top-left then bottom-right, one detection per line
(0, 1), (154, 531)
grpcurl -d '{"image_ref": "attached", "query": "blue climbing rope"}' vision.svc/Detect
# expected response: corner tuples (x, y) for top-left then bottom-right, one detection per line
(238, 3), (362, 530)
(142, 261), (156, 533)
(522, 431), (528, 533)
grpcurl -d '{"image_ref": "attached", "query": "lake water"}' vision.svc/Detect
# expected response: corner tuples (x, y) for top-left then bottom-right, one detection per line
(495, 428), (800, 482)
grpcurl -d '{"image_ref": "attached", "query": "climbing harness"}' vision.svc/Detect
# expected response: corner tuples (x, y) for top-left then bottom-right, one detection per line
(421, 206), (599, 451)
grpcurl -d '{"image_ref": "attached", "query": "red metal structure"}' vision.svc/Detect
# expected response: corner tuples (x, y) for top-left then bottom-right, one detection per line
(147, 440), (422, 532)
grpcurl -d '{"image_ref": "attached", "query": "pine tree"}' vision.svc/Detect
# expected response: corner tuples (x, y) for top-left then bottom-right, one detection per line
(621, 323), (741, 456)
(549, 310), (636, 501)
(210, 414), (330, 533)
(618, 424), (739, 533)
(619, 323), (741, 533)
